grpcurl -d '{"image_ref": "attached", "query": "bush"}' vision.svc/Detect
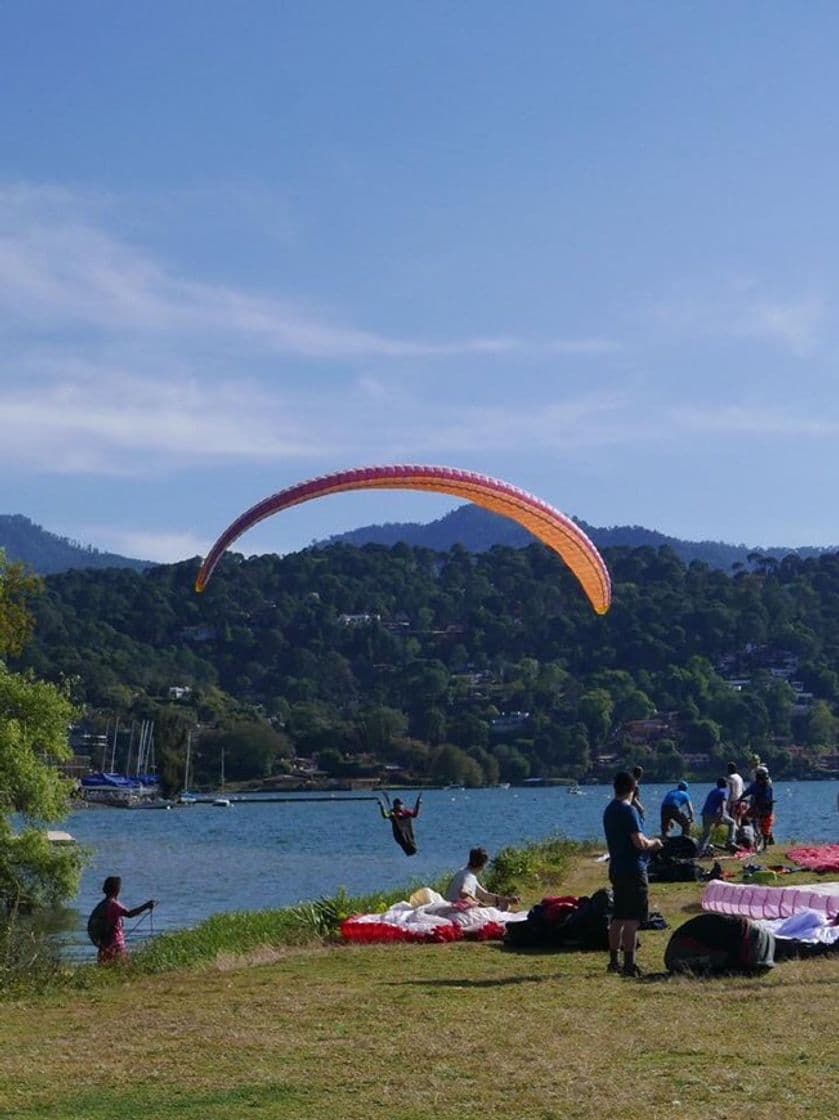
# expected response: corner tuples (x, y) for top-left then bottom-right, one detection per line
(485, 836), (583, 897)
(0, 913), (65, 996)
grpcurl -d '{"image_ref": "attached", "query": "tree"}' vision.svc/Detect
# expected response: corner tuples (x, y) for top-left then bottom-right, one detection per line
(429, 744), (484, 787)
(198, 721), (292, 782)
(578, 690), (614, 746)
(0, 552), (84, 906)
(806, 702), (836, 748)
(492, 743), (531, 784)
(0, 554), (40, 658)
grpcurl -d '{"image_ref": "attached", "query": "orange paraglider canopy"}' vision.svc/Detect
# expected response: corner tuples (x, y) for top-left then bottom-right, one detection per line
(195, 464), (611, 614)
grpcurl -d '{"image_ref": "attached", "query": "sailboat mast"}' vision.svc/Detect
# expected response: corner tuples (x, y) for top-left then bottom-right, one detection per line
(111, 718), (120, 772)
(184, 730), (192, 792)
(101, 719), (111, 770)
(125, 721), (135, 777)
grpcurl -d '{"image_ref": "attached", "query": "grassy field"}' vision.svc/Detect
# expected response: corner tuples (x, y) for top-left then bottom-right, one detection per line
(1, 846), (837, 1120)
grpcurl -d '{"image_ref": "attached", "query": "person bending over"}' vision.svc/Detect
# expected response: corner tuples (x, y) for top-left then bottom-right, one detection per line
(604, 771), (663, 977)
(660, 781), (695, 838)
(446, 847), (519, 910)
(698, 778), (737, 855)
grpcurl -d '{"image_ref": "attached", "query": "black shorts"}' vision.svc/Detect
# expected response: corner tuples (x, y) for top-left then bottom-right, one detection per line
(609, 871), (649, 923)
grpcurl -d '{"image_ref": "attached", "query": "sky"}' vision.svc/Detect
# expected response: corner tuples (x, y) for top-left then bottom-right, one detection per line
(2, 2), (839, 562)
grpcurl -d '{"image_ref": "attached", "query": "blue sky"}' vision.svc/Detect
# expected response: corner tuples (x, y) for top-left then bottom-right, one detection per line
(2, 2), (839, 561)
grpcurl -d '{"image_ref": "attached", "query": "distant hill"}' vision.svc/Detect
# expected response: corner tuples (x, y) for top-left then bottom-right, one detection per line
(0, 515), (152, 575)
(325, 504), (831, 570)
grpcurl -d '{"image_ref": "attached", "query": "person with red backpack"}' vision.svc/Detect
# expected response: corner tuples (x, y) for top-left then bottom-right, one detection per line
(88, 876), (155, 964)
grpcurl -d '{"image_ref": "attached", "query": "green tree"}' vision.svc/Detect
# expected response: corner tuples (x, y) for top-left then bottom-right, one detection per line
(0, 554), (40, 658)
(578, 689), (614, 746)
(806, 702), (836, 748)
(0, 553), (84, 907)
(199, 721), (292, 782)
(429, 744), (484, 787)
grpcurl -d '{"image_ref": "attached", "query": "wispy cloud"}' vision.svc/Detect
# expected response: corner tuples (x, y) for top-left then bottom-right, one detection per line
(667, 404), (839, 438)
(0, 182), (625, 477)
(63, 526), (210, 564)
(0, 182), (617, 361)
(640, 285), (826, 356)
(0, 360), (316, 474)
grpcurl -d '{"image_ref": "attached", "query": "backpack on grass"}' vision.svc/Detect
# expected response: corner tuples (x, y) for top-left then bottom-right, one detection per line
(664, 913), (775, 976)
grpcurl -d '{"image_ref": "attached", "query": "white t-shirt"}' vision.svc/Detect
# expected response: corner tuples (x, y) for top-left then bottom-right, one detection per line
(446, 867), (482, 903)
(726, 772), (744, 807)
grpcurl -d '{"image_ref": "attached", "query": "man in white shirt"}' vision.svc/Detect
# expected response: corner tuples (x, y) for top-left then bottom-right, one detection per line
(726, 762), (744, 818)
(446, 847), (518, 909)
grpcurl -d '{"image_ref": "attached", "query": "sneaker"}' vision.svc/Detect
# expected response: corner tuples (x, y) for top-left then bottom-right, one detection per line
(622, 963), (644, 978)
(606, 960), (622, 974)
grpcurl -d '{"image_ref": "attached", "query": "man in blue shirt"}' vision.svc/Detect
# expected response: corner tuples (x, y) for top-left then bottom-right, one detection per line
(603, 770), (663, 977)
(697, 777), (737, 855)
(660, 781), (695, 838)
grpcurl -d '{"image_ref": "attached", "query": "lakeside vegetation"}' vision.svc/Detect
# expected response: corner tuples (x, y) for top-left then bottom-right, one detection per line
(1, 837), (581, 997)
(12, 542), (839, 789)
(1, 841), (836, 1119)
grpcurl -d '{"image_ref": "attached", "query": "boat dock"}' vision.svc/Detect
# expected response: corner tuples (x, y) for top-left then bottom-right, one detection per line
(190, 795), (382, 805)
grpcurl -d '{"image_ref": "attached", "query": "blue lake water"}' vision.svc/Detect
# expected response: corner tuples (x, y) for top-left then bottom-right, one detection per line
(61, 780), (838, 956)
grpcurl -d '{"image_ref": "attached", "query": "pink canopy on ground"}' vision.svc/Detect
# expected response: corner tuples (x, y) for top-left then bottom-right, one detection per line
(786, 845), (839, 873)
(702, 879), (839, 922)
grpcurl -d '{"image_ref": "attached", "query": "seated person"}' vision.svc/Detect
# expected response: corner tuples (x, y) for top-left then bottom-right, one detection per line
(660, 781), (695, 837)
(697, 778), (737, 855)
(735, 821), (756, 850)
(446, 847), (519, 910)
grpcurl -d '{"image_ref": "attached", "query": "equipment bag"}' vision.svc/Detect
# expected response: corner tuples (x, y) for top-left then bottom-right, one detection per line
(87, 899), (110, 948)
(665, 913), (775, 975)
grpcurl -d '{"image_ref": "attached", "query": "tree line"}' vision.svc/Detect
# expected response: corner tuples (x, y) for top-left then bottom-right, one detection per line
(11, 542), (839, 788)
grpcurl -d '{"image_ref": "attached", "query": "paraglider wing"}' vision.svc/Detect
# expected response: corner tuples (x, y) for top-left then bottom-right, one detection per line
(195, 465), (611, 613)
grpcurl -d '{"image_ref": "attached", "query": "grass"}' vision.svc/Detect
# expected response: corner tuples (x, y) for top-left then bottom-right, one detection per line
(0, 841), (837, 1120)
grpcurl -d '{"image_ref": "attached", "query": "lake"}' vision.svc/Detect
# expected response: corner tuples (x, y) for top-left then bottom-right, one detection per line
(60, 780), (838, 956)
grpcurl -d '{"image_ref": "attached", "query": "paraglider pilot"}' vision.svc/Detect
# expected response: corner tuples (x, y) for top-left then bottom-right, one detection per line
(379, 793), (422, 856)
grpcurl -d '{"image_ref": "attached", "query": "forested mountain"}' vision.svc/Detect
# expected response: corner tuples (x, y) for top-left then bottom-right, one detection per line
(326, 504), (829, 571)
(12, 542), (839, 788)
(0, 515), (150, 575)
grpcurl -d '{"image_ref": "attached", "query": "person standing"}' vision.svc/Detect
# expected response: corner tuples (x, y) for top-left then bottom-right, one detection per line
(630, 765), (646, 823)
(697, 778), (737, 855)
(603, 771), (663, 977)
(725, 762), (744, 820)
(660, 781), (695, 837)
(89, 876), (155, 964)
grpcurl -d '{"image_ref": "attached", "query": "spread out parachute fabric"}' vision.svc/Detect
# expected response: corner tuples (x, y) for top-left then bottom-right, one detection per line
(339, 890), (527, 945)
(195, 464), (611, 613)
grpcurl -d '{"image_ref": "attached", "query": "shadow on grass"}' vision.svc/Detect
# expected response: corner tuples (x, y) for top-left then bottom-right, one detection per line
(387, 973), (551, 989)
(5, 1082), (306, 1119)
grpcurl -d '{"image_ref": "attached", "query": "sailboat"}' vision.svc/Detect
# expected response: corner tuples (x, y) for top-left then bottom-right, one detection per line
(212, 746), (231, 807)
(177, 731), (198, 805)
